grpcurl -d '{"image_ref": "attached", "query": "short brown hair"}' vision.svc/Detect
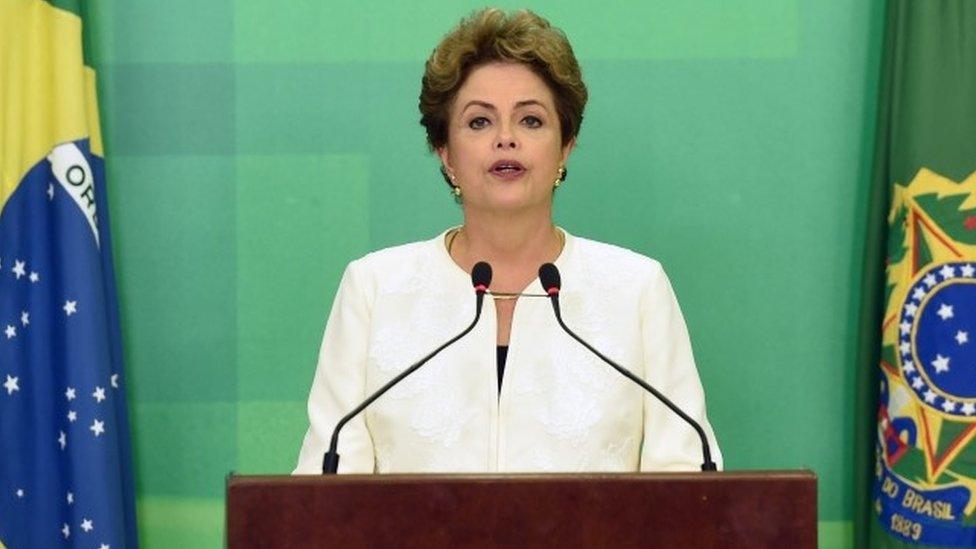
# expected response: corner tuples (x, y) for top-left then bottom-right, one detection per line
(419, 8), (588, 151)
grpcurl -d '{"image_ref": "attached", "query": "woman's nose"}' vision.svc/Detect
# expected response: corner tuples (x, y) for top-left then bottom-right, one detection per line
(494, 123), (518, 149)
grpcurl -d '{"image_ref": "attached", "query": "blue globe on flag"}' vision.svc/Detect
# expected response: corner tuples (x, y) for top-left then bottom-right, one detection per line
(900, 262), (976, 418)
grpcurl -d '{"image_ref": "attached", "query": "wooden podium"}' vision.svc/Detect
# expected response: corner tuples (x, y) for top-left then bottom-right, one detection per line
(226, 470), (816, 548)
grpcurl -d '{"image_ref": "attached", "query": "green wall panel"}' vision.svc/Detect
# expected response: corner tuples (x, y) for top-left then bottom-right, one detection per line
(236, 401), (307, 474)
(102, 64), (236, 155)
(236, 154), (369, 400)
(234, 0), (798, 63)
(96, 0), (234, 64)
(137, 497), (224, 548)
(562, 1), (800, 60)
(107, 156), (236, 403)
(132, 403), (237, 498)
(234, 66), (370, 154)
(821, 521), (854, 549)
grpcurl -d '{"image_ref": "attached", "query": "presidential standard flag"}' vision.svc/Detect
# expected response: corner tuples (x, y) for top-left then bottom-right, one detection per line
(858, 1), (976, 547)
(0, 0), (138, 547)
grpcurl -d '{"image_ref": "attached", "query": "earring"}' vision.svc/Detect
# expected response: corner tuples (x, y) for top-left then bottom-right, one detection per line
(554, 166), (566, 188)
(449, 172), (461, 197)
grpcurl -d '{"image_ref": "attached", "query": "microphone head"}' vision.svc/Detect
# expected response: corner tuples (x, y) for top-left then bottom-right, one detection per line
(471, 261), (492, 293)
(538, 263), (561, 295)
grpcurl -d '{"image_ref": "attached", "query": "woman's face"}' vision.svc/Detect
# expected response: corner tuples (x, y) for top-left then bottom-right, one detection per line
(438, 62), (574, 215)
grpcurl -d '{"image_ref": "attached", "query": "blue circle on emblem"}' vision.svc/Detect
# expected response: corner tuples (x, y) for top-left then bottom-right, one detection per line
(916, 283), (976, 398)
(898, 262), (976, 417)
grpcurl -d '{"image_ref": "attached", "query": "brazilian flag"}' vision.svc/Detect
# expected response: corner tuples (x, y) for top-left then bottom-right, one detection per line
(857, 1), (976, 547)
(0, 0), (138, 547)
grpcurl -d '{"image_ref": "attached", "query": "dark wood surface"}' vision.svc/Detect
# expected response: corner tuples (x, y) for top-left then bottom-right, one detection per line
(226, 471), (816, 548)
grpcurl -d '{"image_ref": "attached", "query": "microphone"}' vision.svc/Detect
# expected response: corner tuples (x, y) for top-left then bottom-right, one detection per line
(322, 261), (493, 473)
(538, 263), (718, 472)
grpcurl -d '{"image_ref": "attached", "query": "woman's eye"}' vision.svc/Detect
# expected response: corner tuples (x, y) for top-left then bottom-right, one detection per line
(522, 116), (543, 128)
(469, 117), (490, 130)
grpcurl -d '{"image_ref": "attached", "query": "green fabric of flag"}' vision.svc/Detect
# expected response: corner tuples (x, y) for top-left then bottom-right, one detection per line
(857, 1), (976, 547)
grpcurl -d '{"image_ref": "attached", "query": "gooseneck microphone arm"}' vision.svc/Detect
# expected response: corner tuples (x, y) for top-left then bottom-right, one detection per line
(537, 263), (717, 472)
(322, 262), (493, 474)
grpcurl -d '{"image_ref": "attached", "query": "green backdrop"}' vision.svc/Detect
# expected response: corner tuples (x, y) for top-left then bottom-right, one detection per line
(82, 1), (885, 546)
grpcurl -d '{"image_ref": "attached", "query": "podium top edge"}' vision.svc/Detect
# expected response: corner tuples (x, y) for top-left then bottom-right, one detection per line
(227, 469), (817, 487)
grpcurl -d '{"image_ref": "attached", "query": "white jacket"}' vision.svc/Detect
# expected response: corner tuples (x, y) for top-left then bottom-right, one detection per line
(294, 229), (722, 474)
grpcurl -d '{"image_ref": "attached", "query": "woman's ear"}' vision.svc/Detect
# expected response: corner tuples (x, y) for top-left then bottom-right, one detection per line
(560, 137), (576, 165)
(436, 146), (453, 176)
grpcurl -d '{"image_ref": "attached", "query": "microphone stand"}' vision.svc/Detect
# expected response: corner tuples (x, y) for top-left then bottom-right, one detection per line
(322, 284), (488, 474)
(540, 265), (717, 472)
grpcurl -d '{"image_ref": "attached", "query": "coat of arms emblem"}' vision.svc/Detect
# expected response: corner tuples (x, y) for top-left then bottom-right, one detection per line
(876, 168), (976, 545)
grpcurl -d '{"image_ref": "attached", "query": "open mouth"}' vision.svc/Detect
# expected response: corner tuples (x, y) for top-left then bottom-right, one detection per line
(489, 160), (526, 178)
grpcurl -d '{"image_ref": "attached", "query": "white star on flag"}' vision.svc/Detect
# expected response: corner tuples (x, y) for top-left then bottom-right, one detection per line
(63, 300), (77, 316)
(68, 410), (77, 422)
(15, 488), (24, 498)
(3, 375), (19, 394)
(932, 354), (951, 373)
(911, 377), (925, 389)
(4, 324), (15, 339)
(924, 390), (938, 403)
(902, 359), (916, 373)
(957, 331), (969, 345)
(900, 320), (912, 335)
(12, 259), (26, 279)
(937, 303), (954, 320)
(100, 544), (110, 549)
(904, 303), (919, 317)
(912, 287), (926, 300)
(939, 264), (956, 279)
(92, 386), (106, 403)
(899, 341), (911, 354)
(65, 387), (76, 401)
(90, 419), (105, 437)
(942, 400), (957, 412)
(963, 403), (976, 416)
(62, 523), (70, 539)
(924, 273), (938, 287)
(962, 264), (976, 277)
(20, 310), (29, 326)
(58, 430), (66, 450)
(67, 492), (74, 505)
(80, 518), (93, 533)
(29, 271), (39, 282)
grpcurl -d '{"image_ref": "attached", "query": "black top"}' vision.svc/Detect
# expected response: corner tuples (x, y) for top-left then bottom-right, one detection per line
(497, 345), (509, 392)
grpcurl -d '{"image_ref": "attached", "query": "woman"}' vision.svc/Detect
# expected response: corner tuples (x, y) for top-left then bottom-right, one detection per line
(294, 8), (721, 474)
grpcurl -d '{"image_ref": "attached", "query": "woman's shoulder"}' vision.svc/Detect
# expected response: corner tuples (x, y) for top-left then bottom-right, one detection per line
(352, 236), (439, 269)
(341, 232), (451, 290)
(568, 232), (665, 278)
(566, 233), (677, 303)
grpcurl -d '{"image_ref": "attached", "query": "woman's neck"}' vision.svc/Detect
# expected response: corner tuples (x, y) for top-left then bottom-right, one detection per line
(450, 211), (562, 292)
